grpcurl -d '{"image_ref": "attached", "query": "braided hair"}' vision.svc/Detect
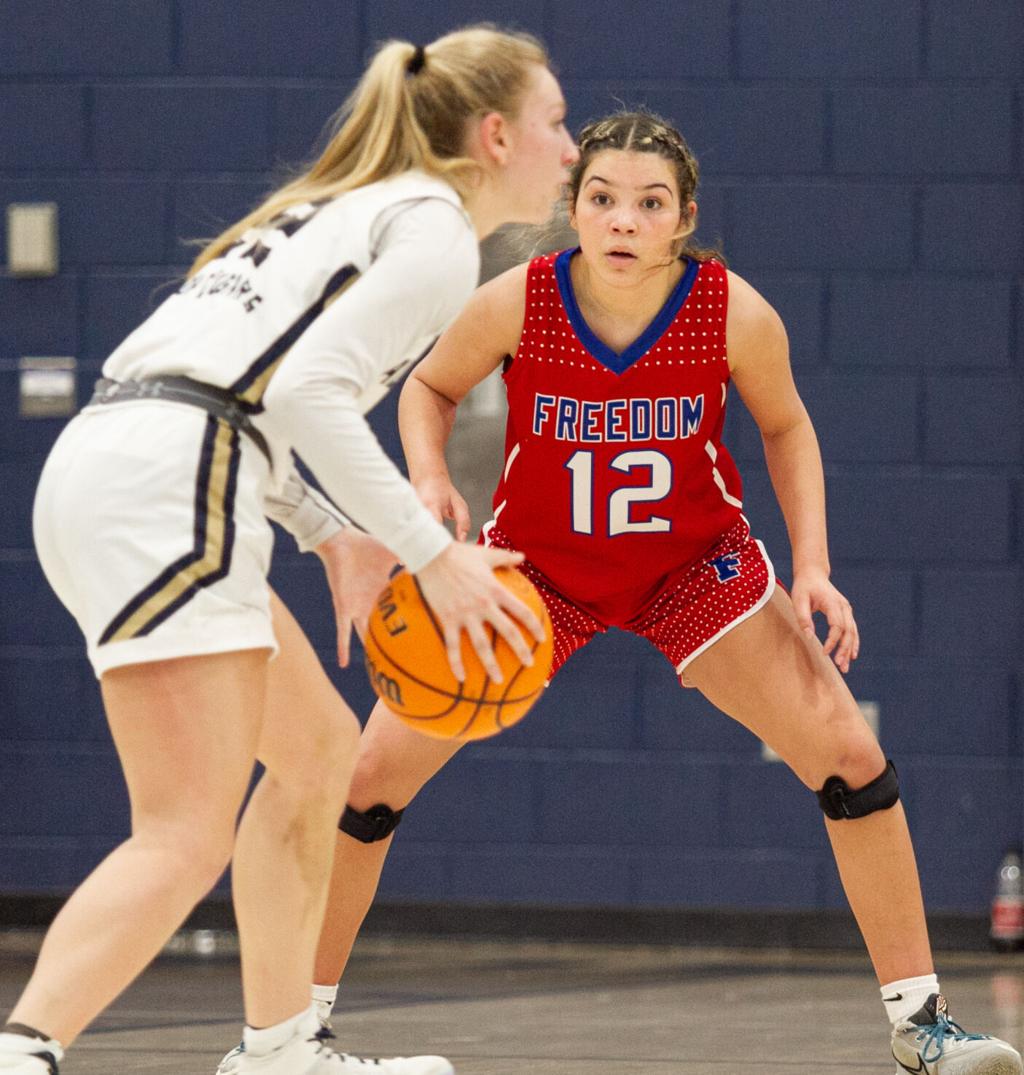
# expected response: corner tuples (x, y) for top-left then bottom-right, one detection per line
(569, 110), (724, 263)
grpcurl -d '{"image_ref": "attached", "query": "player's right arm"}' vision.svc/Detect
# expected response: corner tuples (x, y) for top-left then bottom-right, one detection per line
(399, 262), (528, 540)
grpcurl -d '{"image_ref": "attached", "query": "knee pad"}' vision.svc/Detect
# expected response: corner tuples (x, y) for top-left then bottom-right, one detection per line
(339, 802), (405, 843)
(817, 759), (899, 820)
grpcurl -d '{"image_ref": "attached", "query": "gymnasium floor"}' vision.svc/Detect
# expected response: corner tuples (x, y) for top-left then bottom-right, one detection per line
(3, 934), (1024, 1073)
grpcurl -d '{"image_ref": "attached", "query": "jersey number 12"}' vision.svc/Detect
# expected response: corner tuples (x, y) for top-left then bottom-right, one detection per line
(565, 449), (672, 536)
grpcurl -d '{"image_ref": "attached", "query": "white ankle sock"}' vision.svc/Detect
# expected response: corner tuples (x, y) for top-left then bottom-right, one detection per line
(881, 974), (940, 1027)
(311, 983), (338, 1024)
(243, 1005), (318, 1057)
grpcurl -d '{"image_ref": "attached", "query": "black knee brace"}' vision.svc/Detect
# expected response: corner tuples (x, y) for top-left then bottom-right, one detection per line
(817, 759), (899, 820)
(339, 802), (405, 843)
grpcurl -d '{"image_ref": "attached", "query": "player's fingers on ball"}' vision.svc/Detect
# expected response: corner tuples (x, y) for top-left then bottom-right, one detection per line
(442, 627), (467, 683)
(466, 622), (504, 683)
(489, 607), (534, 667)
(483, 546), (525, 568)
(497, 588), (545, 643)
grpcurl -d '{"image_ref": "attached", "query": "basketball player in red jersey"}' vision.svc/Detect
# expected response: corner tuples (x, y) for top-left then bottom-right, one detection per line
(298, 113), (1021, 1075)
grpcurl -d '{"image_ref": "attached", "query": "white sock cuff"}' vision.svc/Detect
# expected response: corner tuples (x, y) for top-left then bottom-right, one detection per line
(311, 983), (338, 1005)
(244, 1004), (318, 1057)
(881, 974), (940, 1026)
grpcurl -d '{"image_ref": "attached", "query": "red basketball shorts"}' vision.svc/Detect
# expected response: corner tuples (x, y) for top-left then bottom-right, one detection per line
(483, 517), (776, 684)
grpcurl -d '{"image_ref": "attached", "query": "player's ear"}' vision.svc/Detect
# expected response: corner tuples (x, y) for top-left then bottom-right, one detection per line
(477, 111), (512, 166)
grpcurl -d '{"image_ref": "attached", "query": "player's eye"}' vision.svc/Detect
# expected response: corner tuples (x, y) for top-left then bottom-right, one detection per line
(642, 197), (663, 210)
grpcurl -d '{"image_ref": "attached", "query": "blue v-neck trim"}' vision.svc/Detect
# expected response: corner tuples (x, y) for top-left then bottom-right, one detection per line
(554, 248), (700, 375)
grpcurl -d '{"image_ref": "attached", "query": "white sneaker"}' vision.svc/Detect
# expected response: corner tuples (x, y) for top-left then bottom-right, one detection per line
(217, 1014), (337, 1074)
(0, 1031), (63, 1074)
(892, 993), (1023, 1075)
(232, 1015), (453, 1075)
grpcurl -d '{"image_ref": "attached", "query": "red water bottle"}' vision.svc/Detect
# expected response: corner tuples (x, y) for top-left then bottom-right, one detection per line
(991, 849), (1024, 951)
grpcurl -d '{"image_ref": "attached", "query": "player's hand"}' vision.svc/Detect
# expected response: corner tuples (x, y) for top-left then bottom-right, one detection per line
(414, 474), (472, 541)
(791, 568), (859, 674)
(315, 527), (399, 667)
(415, 542), (545, 683)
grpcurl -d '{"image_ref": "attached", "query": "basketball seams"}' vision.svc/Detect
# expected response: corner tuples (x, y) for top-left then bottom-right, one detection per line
(365, 567), (553, 739)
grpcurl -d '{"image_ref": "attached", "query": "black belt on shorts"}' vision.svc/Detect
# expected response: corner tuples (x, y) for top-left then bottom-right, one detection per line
(88, 376), (273, 467)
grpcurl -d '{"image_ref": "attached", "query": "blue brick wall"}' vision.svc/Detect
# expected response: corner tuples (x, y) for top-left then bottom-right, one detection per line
(1, 1), (1021, 921)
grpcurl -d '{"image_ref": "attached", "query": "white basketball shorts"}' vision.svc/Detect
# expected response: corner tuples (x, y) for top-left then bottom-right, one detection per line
(33, 401), (278, 677)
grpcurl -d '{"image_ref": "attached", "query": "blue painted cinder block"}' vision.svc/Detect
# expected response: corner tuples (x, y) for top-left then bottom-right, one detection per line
(798, 374), (919, 463)
(837, 568), (915, 654)
(0, 277), (79, 358)
(399, 753), (538, 844)
(0, 560), (83, 648)
(830, 277), (1012, 368)
(366, 1), (548, 51)
(499, 630), (643, 751)
(0, 746), (128, 837)
(0, 653), (107, 743)
(0, 179), (168, 266)
(376, 845), (450, 901)
(268, 553), (335, 654)
(83, 272), (179, 363)
(0, 839), (117, 895)
(740, 272), (825, 368)
(920, 570), (1021, 660)
(925, 376), (1023, 465)
(0, 1), (173, 76)
(552, 0), (730, 79)
(0, 371), (99, 461)
(93, 87), (273, 172)
(272, 87), (354, 166)
(902, 760), (1021, 855)
(0, 86), (86, 170)
(536, 755), (720, 848)
(447, 846), (633, 905)
(927, 0), (1024, 78)
(845, 659), (1014, 758)
(636, 849), (824, 908)
(729, 185), (914, 271)
(0, 460), (44, 550)
(634, 87), (826, 176)
(736, 0), (920, 79)
(174, 179), (275, 264)
(921, 185), (1024, 272)
(178, 0), (361, 77)
(834, 88), (1015, 177)
(722, 761), (830, 853)
(827, 476), (1011, 564)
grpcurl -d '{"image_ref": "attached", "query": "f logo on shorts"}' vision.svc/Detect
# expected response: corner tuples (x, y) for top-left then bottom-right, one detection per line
(710, 554), (741, 582)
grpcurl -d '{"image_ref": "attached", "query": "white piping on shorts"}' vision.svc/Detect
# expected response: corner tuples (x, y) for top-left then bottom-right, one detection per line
(675, 539), (776, 677)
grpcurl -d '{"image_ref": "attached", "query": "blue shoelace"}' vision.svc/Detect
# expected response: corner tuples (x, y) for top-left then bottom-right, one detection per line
(914, 1011), (988, 1062)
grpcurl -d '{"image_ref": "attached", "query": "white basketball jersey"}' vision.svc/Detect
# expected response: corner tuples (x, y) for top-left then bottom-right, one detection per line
(102, 171), (479, 570)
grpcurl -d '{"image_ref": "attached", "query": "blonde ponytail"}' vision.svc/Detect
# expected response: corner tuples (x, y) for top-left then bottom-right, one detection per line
(190, 25), (548, 275)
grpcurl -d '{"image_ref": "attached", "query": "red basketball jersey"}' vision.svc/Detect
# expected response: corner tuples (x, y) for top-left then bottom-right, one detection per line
(487, 250), (743, 625)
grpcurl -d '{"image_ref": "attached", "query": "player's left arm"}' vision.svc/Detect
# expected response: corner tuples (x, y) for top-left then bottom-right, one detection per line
(726, 270), (859, 672)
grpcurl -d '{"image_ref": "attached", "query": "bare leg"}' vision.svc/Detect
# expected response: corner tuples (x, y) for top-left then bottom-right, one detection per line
(313, 701), (463, 987)
(231, 592), (361, 1028)
(685, 586), (932, 985)
(8, 650), (267, 1045)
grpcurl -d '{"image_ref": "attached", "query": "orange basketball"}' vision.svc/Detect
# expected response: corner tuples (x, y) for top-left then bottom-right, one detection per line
(363, 565), (553, 740)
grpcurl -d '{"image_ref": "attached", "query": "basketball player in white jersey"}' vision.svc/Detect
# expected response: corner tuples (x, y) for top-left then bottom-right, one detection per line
(0, 26), (577, 1075)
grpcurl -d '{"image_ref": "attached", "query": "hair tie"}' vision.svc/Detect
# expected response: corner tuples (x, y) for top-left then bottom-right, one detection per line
(407, 45), (426, 75)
